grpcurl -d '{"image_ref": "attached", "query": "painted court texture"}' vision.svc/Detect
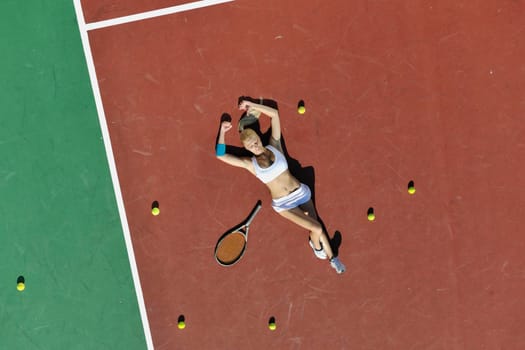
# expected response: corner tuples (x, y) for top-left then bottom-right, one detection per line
(2, 0), (525, 349)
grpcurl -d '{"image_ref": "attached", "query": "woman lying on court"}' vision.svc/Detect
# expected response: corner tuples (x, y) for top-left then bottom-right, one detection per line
(215, 99), (346, 274)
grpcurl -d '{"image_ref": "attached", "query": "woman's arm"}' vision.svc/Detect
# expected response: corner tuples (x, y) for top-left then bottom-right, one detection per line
(216, 121), (253, 170)
(239, 100), (281, 144)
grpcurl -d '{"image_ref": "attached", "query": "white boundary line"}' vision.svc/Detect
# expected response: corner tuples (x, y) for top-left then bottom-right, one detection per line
(85, 0), (234, 30)
(73, 0), (154, 349)
(74, 1), (235, 347)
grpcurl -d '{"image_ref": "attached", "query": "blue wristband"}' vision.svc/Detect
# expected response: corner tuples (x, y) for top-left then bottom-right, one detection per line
(216, 143), (226, 156)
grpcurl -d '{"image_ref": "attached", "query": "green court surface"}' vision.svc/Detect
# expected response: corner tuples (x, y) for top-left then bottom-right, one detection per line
(0, 1), (147, 349)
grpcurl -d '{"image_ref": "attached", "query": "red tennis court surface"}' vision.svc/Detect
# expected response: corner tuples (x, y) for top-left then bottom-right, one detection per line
(82, 0), (525, 348)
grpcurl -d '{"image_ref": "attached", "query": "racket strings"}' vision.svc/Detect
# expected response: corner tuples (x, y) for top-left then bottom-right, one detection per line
(216, 231), (246, 264)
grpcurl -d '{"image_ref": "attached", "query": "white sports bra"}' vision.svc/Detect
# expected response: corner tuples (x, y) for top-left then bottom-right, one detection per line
(252, 145), (288, 184)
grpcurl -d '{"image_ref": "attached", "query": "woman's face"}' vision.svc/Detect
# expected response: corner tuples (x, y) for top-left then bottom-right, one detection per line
(242, 134), (264, 155)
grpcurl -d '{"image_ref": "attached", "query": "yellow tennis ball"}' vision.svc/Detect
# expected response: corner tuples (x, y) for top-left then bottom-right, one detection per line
(408, 186), (416, 194)
(268, 322), (276, 330)
(297, 106), (306, 114)
(178, 321), (186, 329)
(151, 207), (160, 216)
(367, 213), (375, 221)
(17, 282), (25, 291)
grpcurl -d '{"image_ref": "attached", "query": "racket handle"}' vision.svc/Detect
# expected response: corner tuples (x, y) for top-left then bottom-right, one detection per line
(245, 200), (262, 225)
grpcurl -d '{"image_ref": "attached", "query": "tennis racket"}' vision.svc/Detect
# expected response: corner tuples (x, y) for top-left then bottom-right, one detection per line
(214, 200), (262, 266)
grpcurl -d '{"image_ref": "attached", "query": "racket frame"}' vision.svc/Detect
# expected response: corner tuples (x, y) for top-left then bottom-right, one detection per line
(214, 200), (262, 266)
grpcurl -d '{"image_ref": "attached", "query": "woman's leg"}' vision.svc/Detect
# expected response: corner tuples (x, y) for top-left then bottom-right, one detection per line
(278, 205), (336, 259)
(297, 200), (332, 253)
(298, 199), (319, 220)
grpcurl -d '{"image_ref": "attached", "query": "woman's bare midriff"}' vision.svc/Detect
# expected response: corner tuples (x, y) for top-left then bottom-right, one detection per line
(265, 170), (301, 199)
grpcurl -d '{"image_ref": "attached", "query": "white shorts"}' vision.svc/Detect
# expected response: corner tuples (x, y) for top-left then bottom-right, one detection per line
(271, 183), (312, 212)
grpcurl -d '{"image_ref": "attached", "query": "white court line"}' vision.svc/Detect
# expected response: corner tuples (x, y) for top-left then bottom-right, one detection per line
(85, 0), (234, 30)
(74, 0), (235, 349)
(73, 0), (155, 349)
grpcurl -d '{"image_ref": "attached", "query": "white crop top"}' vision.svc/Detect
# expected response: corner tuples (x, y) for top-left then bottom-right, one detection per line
(252, 145), (288, 184)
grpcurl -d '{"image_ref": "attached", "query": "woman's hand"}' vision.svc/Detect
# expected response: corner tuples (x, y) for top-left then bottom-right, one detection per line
(220, 121), (233, 133)
(238, 100), (253, 111)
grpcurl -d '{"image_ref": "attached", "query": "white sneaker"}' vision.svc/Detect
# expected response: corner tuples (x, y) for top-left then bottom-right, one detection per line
(330, 257), (346, 274)
(309, 239), (328, 260)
